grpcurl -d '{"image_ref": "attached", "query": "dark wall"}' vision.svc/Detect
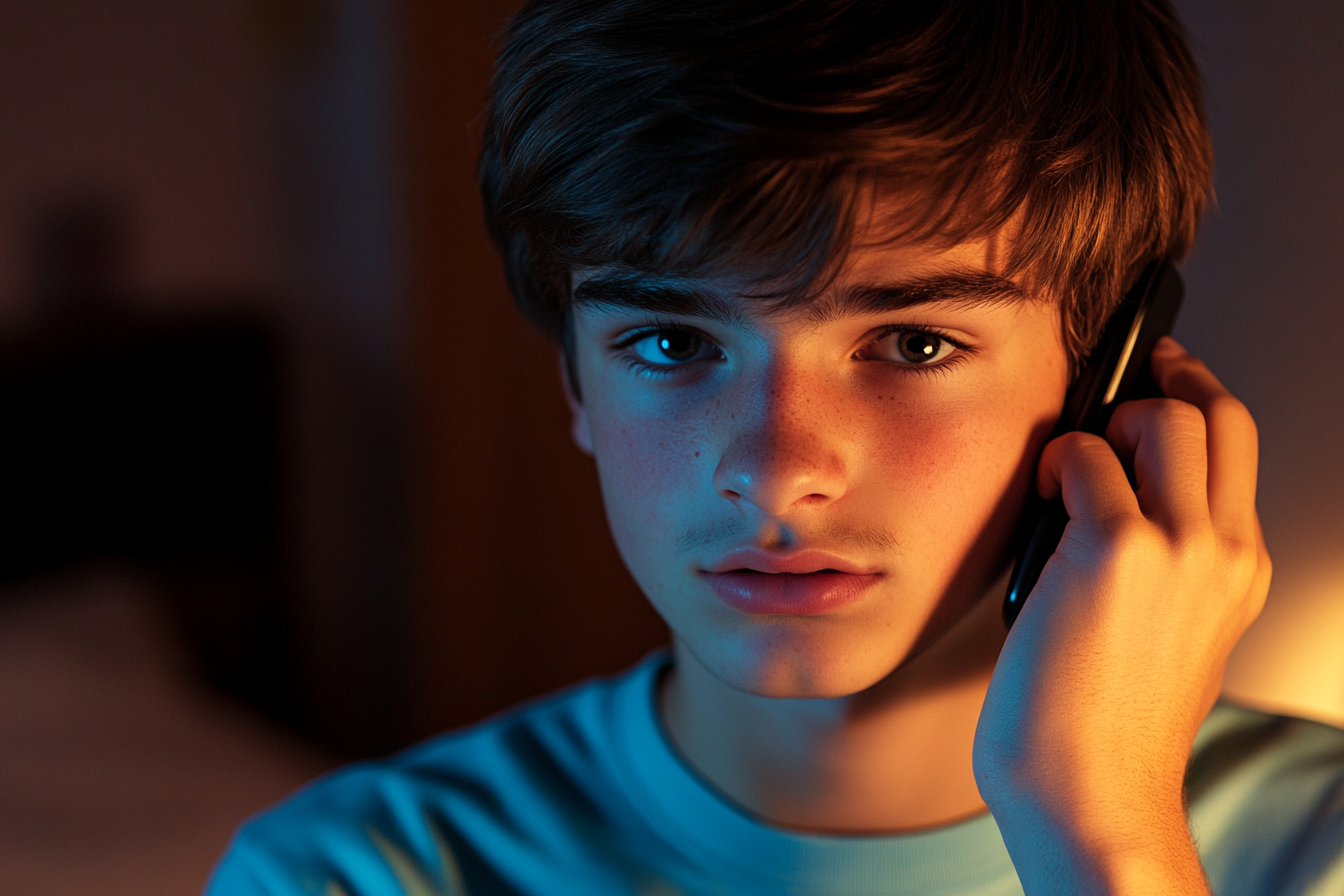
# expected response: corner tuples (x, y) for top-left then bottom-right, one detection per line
(1175, 1), (1344, 719)
(401, 0), (667, 738)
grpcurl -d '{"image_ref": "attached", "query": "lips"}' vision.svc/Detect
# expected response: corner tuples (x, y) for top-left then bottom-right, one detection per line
(701, 549), (880, 616)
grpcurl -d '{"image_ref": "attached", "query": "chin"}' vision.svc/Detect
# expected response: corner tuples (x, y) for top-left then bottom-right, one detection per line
(693, 621), (916, 699)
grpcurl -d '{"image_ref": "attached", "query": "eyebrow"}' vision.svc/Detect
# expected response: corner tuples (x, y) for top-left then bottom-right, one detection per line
(571, 270), (1028, 323)
(808, 272), (1028, 322)
(573, 275), (742, 323)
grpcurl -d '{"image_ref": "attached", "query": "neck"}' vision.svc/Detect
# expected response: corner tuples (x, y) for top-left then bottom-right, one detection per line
(659, 590), (1008, 834)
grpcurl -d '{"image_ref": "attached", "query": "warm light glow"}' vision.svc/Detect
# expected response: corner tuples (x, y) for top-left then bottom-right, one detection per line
(1224, 566), (1344, 727)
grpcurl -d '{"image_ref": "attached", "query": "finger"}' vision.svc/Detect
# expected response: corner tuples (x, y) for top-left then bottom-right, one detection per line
(1149, 337), (1260, 531)
(1104, 397), (1209, 533)
(1038, 431), (1140, 527)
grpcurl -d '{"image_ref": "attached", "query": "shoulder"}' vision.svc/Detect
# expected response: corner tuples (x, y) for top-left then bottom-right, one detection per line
(1190, 701), (1344, 896)
(207, 654), (669, 896)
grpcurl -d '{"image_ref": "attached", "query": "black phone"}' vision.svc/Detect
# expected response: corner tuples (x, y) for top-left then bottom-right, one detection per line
(1001, 259), (1185, 629)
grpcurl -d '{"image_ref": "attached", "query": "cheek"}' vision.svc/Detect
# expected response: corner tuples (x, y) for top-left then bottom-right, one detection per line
(862, 390), (1055, 548)
(585, 394), (713, 566)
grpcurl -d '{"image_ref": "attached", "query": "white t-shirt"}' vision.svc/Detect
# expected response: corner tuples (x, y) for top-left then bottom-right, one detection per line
(207, 652), (1344, 895)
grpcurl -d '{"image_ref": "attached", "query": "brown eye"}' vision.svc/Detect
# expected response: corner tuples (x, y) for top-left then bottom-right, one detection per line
(898, 332), (942, 363)
(870, 329), (955, 365)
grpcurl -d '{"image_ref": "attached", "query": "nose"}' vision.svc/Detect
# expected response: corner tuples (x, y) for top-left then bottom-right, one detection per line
(712, 365), (850, 516)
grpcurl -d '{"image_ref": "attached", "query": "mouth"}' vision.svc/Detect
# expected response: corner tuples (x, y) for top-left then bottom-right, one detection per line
(701, 549), (881, 616)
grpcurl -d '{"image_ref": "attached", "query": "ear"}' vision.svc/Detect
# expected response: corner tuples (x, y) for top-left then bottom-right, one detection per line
(559, 350), (593, 455)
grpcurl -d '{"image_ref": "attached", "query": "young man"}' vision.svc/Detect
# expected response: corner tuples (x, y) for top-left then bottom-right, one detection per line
(210, 1), (1343, 894)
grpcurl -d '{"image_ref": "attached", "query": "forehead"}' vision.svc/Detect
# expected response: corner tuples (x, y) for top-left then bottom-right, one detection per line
(571, 232), (1041, 325)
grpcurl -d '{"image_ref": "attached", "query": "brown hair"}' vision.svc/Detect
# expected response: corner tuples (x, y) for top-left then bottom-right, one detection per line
(479, 0), (1212, 374)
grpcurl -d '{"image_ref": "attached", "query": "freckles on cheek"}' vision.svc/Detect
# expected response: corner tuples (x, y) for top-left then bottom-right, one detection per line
(588, 400), (711, 515)
(869, 401), (1033, 533)
(586, 396), (720, 584)
(885, 423), (987, 507)
(865, 397), (976, 479)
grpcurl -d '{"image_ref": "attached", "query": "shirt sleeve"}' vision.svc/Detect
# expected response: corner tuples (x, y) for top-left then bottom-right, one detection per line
(1188, 704), (1344, 896)
(203, 766), (471, 896)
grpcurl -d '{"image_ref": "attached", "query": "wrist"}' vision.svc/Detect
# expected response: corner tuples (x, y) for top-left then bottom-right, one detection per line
(1092, 845), (1210, 896)
(990, 795), (1210, 896)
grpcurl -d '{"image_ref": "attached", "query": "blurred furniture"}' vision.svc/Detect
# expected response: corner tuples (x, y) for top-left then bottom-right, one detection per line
(0, 568), (331, 896)
(0, 312), (294, 721)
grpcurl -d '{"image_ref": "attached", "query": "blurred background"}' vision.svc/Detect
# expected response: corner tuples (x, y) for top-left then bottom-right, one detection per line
(0, 1), (1337, 893)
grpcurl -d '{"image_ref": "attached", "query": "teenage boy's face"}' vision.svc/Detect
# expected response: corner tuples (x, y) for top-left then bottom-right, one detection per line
(567, 227), (1070, 699)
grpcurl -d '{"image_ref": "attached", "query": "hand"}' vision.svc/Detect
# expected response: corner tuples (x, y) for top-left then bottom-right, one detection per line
(972, 337), (1272, 895)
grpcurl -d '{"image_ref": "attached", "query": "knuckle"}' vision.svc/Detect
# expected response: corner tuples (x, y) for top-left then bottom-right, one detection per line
(1254, 549), (1274, 598)
(1047, 431), (1116, 473)
(1054, 430), (1107, 453)
(1178, 525), (1219, 563)
(1116, 397), (1208, 441)
(1157, 398), (1208, 434)
(1207, 394), (1258, 440)
(1218, 535), (1255, 569)
(1163, 352), (1213, 389)
(1218, 531), (1270, 597)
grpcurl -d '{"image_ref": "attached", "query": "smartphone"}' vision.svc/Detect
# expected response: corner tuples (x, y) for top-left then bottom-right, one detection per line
(1001, 259), (1185, 629)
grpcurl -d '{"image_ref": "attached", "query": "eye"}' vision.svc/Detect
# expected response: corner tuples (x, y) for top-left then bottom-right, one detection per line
(869, 329), (957, 365)
(626, 329), (718, 366)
